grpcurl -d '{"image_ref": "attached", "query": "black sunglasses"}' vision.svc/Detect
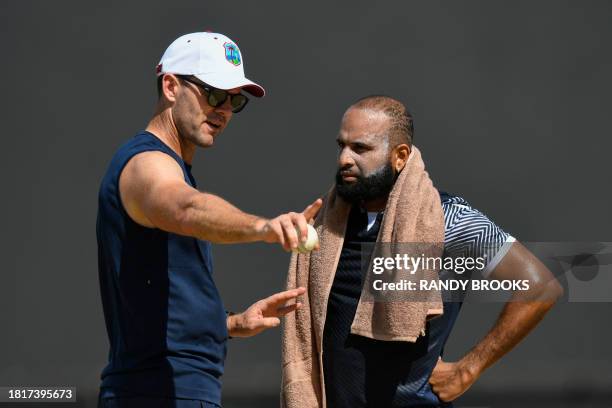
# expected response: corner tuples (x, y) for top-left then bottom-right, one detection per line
(177, 75), (249, 113)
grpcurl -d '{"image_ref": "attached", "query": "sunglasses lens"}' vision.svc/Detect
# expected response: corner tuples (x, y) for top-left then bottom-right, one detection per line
(230, 95), (248, 113)
(208, 90), (228, 107)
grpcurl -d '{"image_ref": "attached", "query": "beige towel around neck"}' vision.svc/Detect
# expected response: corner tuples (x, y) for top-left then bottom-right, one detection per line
(280, 147), (445, 408)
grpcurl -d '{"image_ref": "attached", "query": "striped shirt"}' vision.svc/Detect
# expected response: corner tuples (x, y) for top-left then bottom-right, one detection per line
(441, 193), (514, 278)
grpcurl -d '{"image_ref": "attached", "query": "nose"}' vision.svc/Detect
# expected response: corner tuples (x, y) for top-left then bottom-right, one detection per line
(338, 147), (355, 169)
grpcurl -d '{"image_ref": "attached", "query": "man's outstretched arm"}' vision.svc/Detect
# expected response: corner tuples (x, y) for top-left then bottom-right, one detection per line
(429, 241), (564, 402)
(119, 151), (322, 251)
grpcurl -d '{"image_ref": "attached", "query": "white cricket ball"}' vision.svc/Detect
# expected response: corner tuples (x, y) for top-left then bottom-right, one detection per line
(294, 224), (319, 254)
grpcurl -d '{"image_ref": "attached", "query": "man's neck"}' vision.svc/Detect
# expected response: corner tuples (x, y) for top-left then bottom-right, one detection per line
(361, 196), (388, 212)
(145, 110), (196, 164)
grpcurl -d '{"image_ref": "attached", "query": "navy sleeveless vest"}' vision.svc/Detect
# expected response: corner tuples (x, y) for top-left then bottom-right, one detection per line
(96, 131), (227, 404)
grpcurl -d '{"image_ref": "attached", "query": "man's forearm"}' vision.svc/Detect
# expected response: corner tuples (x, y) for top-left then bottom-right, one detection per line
(177, 191), (266, 243)
(429, 244), (564, 402)
(459, 298), (556, 378)
(460, 242), (564, 378)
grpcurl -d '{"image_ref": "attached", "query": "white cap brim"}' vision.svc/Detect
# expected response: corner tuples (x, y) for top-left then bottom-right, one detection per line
(193, 72), (265, 98)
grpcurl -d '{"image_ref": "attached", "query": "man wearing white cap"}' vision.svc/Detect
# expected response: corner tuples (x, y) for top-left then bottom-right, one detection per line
(96, 32), (320, 408)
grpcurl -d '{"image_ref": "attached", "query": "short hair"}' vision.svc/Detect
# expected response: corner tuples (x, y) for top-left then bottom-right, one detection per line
(350, 95), (414, 147)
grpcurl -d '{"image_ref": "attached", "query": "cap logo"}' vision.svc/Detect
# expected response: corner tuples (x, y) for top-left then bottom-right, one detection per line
(223, 42), (242, 66)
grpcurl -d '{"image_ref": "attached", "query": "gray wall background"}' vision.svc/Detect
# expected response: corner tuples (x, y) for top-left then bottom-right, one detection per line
(1, 1), (611, 407)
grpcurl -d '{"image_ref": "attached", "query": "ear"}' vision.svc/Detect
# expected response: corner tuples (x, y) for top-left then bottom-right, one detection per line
(392, 144), (411, 172)
(161, 74), (180, 102)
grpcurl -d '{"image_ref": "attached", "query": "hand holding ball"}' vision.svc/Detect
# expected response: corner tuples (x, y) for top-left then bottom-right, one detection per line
(293, 224), (319, 253)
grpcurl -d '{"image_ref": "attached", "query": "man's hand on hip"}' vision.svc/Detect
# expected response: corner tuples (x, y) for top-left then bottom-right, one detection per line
(226, 287), (307, 338)
(429, 242), (562, 402)
(429, 357), (478, 402)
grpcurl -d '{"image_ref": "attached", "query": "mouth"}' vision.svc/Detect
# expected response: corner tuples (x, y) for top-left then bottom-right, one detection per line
(339, 171), (359, 182)
(205, 120), (223, 130)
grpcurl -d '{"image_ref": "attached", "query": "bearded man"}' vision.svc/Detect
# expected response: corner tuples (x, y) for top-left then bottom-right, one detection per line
(280, 96), (562, 408)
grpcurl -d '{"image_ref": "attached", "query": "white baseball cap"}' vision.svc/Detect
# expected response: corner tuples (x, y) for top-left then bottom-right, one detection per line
(156, 32), (265, 97)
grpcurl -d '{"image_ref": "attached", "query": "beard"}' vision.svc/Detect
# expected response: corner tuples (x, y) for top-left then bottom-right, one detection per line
(335, 163), (396, 204)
